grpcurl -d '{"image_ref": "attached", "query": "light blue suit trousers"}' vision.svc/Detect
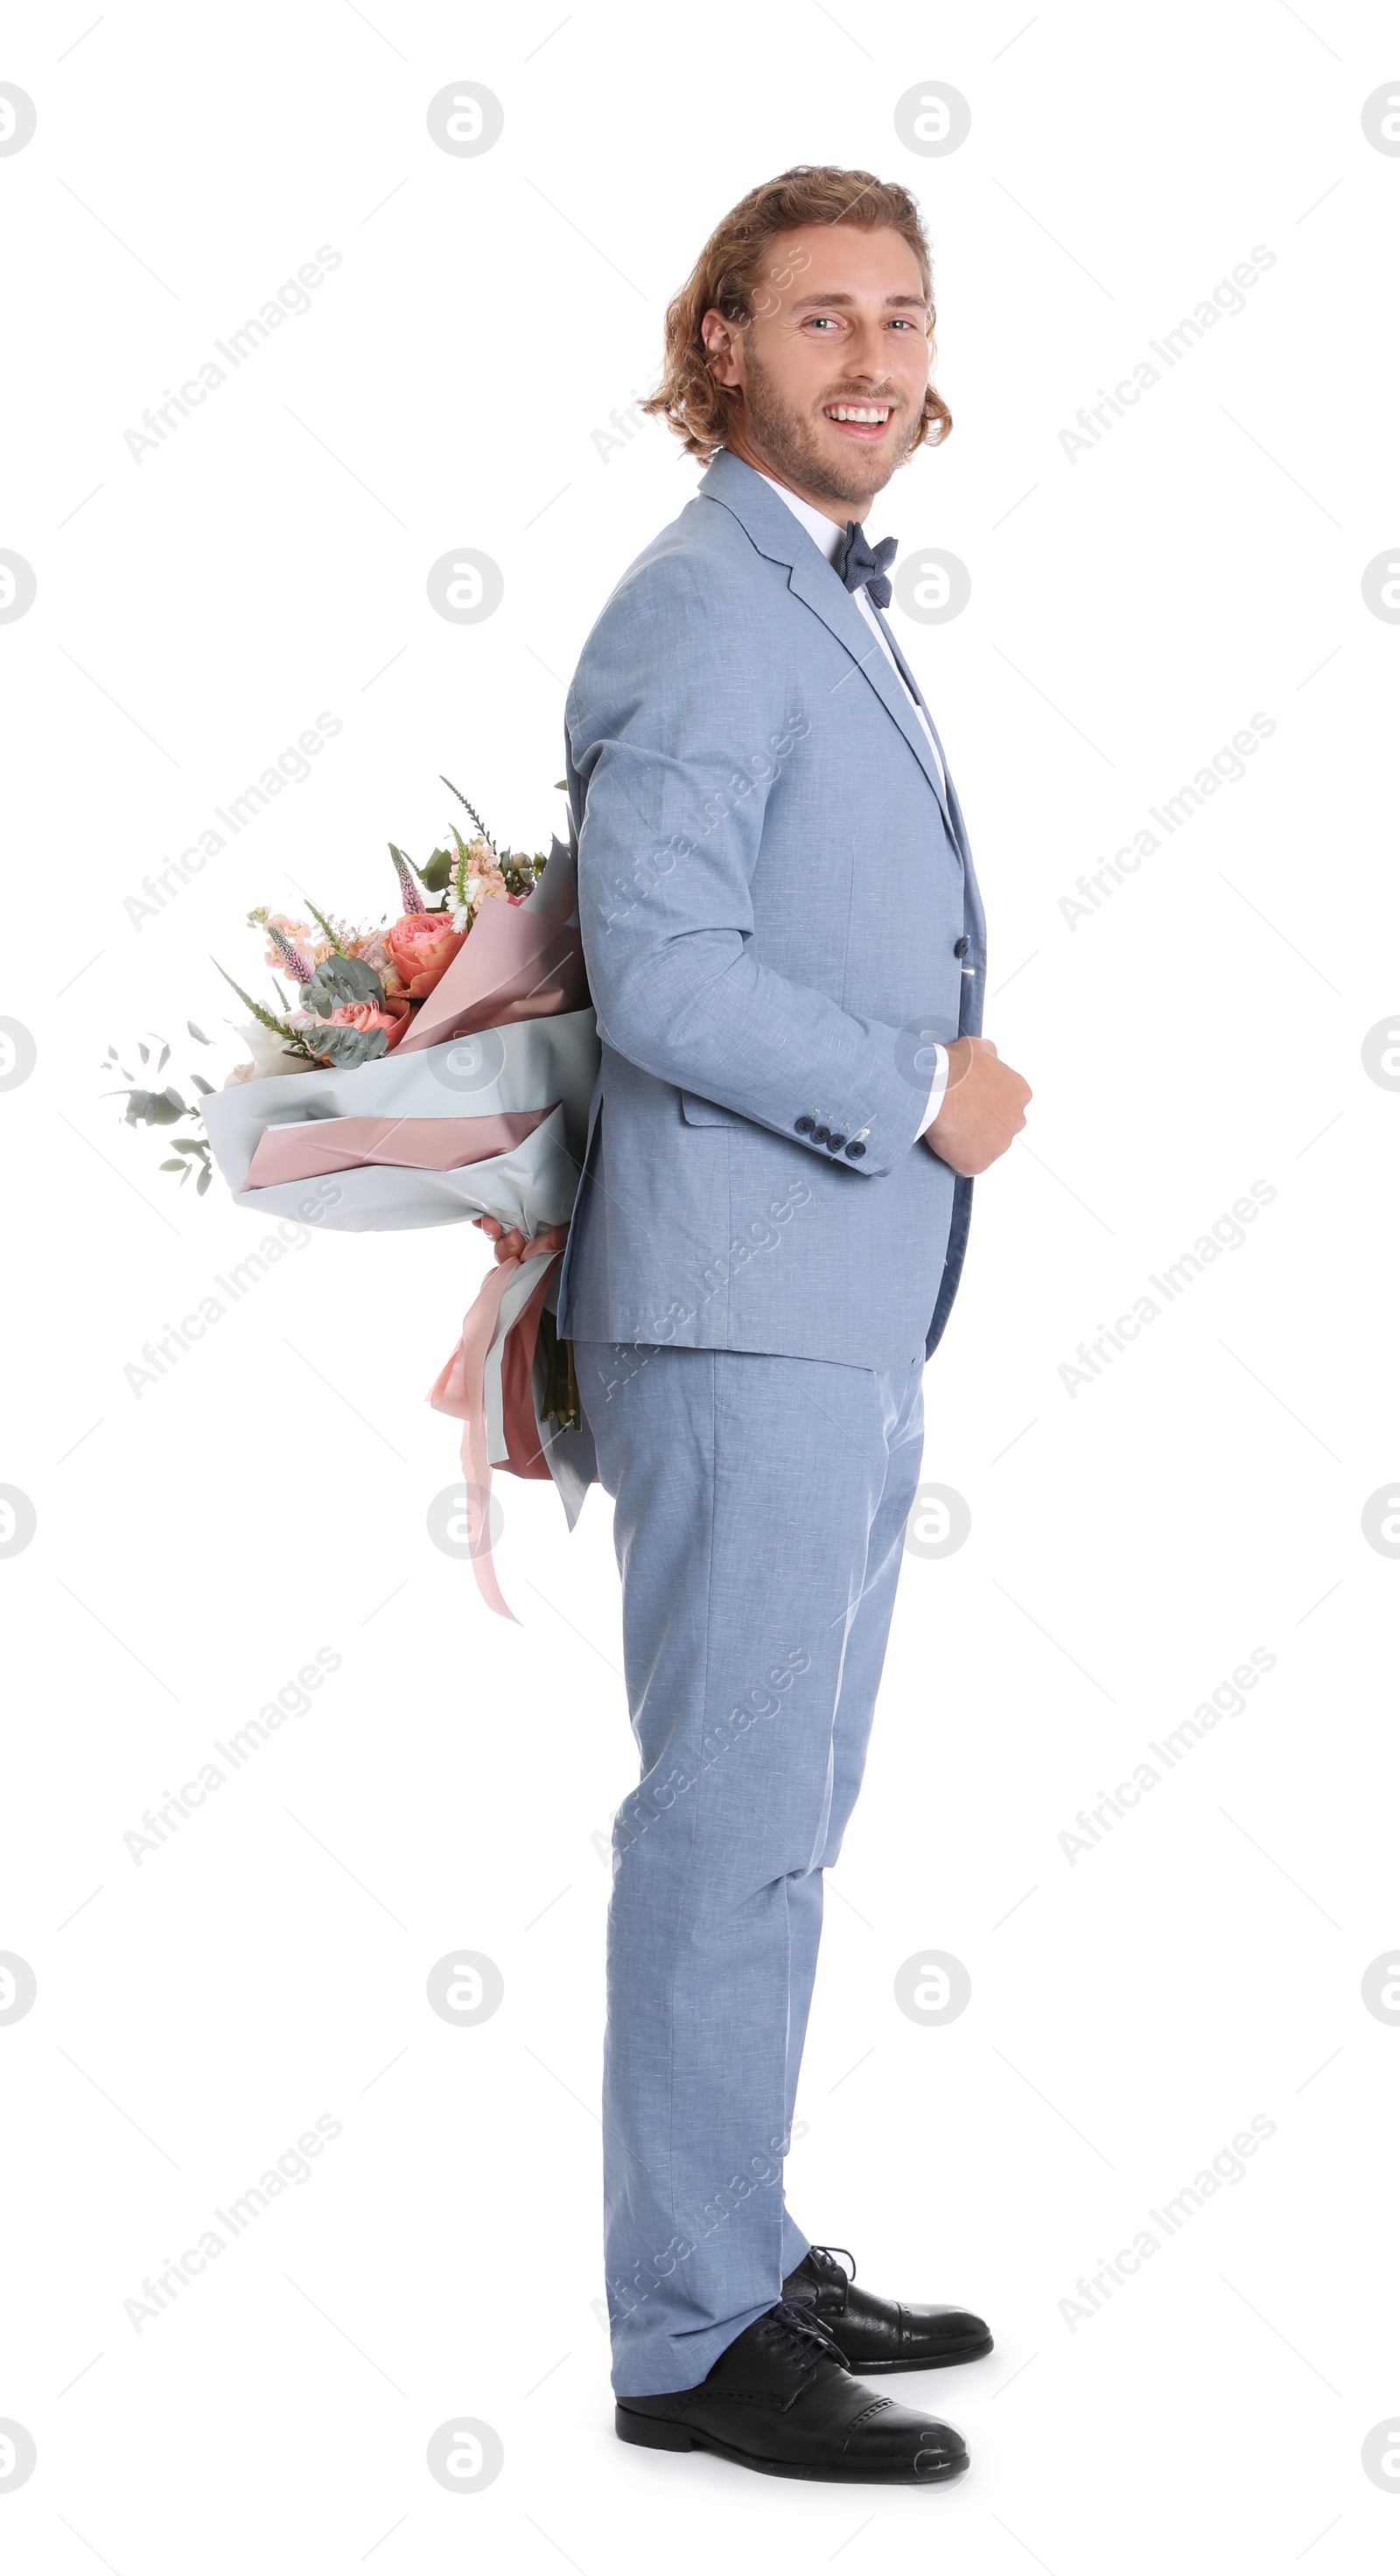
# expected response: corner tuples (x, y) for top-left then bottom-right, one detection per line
(575, 1339), (925, 2396)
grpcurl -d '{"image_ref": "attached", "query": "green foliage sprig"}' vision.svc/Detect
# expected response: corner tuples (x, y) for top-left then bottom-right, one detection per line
(102, 1026), (216, 1192)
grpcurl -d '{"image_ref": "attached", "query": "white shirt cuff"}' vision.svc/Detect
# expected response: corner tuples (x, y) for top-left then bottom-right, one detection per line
(917, 1044), (950, 1138)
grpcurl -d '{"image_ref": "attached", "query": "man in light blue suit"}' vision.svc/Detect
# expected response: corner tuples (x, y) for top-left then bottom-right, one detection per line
(555, 166), (1032, 2484)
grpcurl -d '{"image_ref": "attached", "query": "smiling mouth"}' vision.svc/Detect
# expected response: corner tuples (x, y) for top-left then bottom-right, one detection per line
(822, 401), (895, 437)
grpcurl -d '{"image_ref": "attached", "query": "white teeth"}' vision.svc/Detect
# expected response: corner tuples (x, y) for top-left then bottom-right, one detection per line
(825, 404), (890, 423)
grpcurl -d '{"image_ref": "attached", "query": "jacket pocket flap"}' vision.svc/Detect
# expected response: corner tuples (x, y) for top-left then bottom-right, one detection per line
(679, 1088), (738, 1130)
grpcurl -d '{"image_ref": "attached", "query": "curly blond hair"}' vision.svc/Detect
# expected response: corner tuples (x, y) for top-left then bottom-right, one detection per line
(641, 164), (953, 465)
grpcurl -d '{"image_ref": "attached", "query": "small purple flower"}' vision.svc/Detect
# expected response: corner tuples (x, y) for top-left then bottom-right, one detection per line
(265, 920), (315, 983)
(389, 846), (426, 915)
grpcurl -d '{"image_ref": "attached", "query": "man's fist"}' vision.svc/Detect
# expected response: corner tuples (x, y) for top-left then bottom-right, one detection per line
(474, 1215), (570, 1264)
(924, 1036), (1031, 1178)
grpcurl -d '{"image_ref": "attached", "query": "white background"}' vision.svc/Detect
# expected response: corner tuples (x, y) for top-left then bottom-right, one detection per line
(3, 1), (1398, 2566)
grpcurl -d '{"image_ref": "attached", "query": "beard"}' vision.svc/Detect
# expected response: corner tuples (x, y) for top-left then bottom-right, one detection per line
(734, 344), (921, 506)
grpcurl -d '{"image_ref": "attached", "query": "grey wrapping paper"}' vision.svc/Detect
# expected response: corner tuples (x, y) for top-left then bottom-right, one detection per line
(200, 1009), (599, 1235)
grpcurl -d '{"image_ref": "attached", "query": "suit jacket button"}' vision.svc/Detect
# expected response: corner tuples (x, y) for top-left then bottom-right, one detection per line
(794, 1115), (815, 1133)
(813, 1124), (831, 1144)
(827, 1133), (845, 1152)
(844, 1139), (866, 1158)
(953, 934), (970, 957)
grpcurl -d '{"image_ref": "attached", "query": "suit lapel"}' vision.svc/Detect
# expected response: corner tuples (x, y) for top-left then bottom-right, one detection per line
(912, 696), (972, 877)
(699, 451), (954, 836)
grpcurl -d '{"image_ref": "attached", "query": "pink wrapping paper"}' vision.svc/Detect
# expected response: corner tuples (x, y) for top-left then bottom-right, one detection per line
(395, 892), (587, 1053)
(241, 1107), (550, 1191)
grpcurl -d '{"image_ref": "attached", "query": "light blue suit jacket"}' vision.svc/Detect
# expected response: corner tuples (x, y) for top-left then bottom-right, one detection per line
(556, 449), (987, 1371)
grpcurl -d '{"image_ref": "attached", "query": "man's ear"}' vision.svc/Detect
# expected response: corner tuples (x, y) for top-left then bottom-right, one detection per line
(700, 308), (742, 389)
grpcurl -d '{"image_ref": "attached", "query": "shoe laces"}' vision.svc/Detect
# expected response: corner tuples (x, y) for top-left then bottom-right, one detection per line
(757, 2299), (848, 2370)
(807, 2243), (857, 2284)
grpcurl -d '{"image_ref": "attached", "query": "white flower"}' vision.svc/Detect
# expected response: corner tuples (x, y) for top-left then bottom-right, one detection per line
(222, 1017), (308, 1084)
(451, 902), (472, 934)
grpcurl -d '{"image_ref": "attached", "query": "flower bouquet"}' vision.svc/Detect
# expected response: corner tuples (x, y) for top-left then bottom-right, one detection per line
(108, 780), (599, 1618)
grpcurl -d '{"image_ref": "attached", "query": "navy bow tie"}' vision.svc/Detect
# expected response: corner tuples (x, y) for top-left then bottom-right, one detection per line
(833, 521), (897, 609)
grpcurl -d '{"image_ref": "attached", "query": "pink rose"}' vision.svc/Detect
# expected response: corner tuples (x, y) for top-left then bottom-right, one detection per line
(305, 989), (410, 1060)
(382, 910), (466, 1000)
(307, 999), (410, 1061)
(327, 1000), (400, 1034)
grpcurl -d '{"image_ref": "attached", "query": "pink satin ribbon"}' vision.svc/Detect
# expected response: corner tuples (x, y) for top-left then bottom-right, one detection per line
(427, 1238), (563, 1621)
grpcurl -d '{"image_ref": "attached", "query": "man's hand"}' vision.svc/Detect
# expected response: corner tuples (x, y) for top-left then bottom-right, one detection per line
(924, 1036), (1031, 1178)
(475, 1215), (570, 1265)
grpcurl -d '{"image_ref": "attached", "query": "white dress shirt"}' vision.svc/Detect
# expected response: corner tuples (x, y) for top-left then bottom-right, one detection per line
(757, 471), (951, 1137)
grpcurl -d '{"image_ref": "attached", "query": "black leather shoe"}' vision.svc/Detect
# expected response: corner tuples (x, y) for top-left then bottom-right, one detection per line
(782, 2244), (994, 2373)
(615, 2300), (968, 2484)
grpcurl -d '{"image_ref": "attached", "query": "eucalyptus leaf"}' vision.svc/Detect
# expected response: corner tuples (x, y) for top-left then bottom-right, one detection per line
(298, 1020), (389, 1072)
(187, 1020), (211, 1044)
(124, 1089), (150, 1123)
(299, 954), (385, 1017)
(197, 1164), (212, 1194)
(138, 1043), (149, 1063)
(190, 1073), (214, 1096)
(159, 1158), (185, 1171)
